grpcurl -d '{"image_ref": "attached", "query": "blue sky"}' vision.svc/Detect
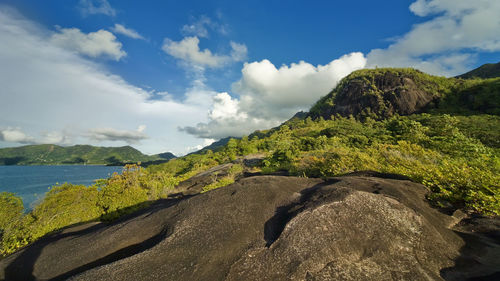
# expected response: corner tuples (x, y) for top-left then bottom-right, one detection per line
(0, 0), (499, 155)
(1, 0), (419, 93)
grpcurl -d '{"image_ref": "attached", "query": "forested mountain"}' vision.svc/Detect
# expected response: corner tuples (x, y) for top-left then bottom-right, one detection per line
(0, 144), (160, 165)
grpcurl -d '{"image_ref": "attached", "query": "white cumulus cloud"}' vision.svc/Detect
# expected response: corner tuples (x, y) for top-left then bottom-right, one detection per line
(179, 92), (263, 139)
(234, 52), (366, 120)
(208, 93), (246, 121)
(50, 27), (126, 60)
(180, 52), (367, 139)
(111, 24), (144, 40)
(162, 36), (247, 68)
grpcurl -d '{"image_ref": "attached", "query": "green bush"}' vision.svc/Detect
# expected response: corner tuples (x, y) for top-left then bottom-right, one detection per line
(202, 164), (244, 193)
(0, 192), (24, 254)
(202, 177), (236, 193)
(29, 183), (102, 239)
(0, 192), (23, 233)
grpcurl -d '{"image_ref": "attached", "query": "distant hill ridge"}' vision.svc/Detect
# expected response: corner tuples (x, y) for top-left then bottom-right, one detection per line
(0, 144), (175, 165)
(457, 61), (500, 79)
(155, 152), (176, 160)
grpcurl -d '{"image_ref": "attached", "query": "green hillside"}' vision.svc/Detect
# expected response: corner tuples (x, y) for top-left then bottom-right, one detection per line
(457, 62), (500, 79)
(1, 66), (499, 256)
(154, 152), (177, 160)
(0, 144), (159, 165)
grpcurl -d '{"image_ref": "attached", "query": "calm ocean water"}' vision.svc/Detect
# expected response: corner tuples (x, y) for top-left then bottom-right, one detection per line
(0, 165), (123, 210)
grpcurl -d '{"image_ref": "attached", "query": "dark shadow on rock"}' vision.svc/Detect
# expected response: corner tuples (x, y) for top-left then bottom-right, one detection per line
(2, 197), (185, 281)
(3, 222), (108, 281)
(50, 227), (171, 281)
(464, 272), (500, 281)
(440, 216), (500, 281)
(339, 170), (412, 181)
(264, 179), (342, 247)
(243, 171), (262, 177)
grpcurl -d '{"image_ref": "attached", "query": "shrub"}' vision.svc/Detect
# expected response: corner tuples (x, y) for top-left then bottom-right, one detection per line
(0, 192), (23, 233)
(202, 164), (244, 193)
(97, 165), (149, 220)
(202, 177), (235, 193)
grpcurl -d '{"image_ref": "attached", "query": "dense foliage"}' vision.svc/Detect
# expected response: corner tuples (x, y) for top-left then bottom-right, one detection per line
(1, 67), (498, 257)
(0, 193), (23, 241)
(0, 144), (162, 165)
(270, 114), (499, 215)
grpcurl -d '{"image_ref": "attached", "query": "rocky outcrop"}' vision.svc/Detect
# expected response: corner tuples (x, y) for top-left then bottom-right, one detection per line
(174, 154), (265, 196)
(1, 174), (498, 281)
(310, 69), (441, 119)
(174, 163), (236, 195)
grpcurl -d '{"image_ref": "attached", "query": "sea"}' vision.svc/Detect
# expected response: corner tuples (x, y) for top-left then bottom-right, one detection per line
(0, 165), (123, 211)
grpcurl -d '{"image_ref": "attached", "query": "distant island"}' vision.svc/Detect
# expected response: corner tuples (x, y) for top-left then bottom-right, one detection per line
(0, 144), (176, 166)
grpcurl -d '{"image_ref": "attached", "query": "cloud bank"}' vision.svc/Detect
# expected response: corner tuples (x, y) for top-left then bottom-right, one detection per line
(367, 0), (500, 76)
(0, 127), (71, 145)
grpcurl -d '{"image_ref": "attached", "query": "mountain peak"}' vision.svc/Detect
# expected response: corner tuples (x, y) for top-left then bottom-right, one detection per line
(309, 68), (449, 120)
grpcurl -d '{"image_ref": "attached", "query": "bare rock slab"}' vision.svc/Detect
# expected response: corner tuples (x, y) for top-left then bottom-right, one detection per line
(1, 175), (498, 281)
